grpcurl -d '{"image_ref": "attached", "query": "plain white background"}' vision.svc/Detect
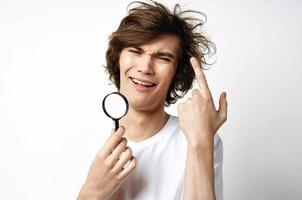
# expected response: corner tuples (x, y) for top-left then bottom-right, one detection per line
(1, 0), (302, 199)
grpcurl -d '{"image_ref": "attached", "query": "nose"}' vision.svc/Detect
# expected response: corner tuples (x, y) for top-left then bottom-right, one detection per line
(137, 55), (154, 75)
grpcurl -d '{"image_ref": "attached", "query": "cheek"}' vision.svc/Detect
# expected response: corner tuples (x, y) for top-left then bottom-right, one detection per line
(119, 53), (133, 73)
(159, 66), (176, 83)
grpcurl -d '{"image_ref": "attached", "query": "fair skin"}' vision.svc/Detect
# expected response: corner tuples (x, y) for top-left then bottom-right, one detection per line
(179, 57), (227, 200)
(77, 34), (228, 200)
(118, 34), (179, 142)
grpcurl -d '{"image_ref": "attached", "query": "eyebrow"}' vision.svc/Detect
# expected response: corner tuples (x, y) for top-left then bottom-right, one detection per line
(132, 46), (176, 60)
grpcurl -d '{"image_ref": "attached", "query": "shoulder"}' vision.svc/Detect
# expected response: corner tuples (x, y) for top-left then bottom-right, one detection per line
(165, 115), (184, 140)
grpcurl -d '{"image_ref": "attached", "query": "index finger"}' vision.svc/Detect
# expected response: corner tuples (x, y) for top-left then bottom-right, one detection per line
(101, 126), (125, 156)
(190, 57), (211, 97)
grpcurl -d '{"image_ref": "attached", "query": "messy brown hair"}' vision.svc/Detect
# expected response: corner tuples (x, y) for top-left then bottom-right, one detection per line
(105, 0), (216, 106)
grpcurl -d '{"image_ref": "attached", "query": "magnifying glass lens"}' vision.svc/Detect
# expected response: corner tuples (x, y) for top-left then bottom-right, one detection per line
(104, 93), (128, 119)
(102, 92), (129, 131)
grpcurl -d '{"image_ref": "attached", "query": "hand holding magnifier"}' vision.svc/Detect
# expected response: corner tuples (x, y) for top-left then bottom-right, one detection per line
(102, 92), (129, 131)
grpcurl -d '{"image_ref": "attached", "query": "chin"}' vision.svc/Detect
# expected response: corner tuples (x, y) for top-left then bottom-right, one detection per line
(129, 97), (163, 112)
(129, 98), (150, 110)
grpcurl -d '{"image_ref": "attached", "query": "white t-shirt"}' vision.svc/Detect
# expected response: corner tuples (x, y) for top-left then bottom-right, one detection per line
(50, 115), (223, 200)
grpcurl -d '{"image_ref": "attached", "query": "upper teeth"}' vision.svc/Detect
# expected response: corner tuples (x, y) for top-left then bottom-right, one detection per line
(132, 78), (154, 86)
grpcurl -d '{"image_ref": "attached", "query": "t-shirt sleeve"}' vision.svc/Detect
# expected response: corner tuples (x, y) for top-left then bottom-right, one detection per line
(214, 133), (224, 200)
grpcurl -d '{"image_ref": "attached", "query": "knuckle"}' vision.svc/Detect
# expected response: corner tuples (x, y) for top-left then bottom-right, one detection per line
(204, 95), (212, 102)
(119, 126), (125, 132)
(123, 137), (128, 144)
(120, 137), (127, 146)
(113, 133), (121, 141)
(197, 74), (203, 80)
(191, 89), (198, 94)
(96, 151), (106, 160)
(191, 89), (200, 97)
(111, 167), (118, 174)
(111, 166), (121, 174)
(132, 157), (137, 168)
(186, 98), (192, 104)
(192, 95), (200, 101)
(115, 174), (124, 181)
(103, 159), (113, 169)
(132, 157), (137, 167)
(112, 128), (124, 139)
(126, 147), (132, 155)
(115, 176), (121, 181)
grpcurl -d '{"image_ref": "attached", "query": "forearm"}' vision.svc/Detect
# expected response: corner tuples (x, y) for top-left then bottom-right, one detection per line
(182, 138), (216, 200)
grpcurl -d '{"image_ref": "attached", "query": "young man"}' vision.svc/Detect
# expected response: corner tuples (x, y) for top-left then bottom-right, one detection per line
(78, 1), (227, 200)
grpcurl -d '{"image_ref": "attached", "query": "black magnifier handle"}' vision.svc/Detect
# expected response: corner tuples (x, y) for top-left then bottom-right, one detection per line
(115, 120), (119, 131)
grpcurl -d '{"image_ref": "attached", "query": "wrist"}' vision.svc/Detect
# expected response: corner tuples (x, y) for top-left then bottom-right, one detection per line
(77, 186), (105, 200)
(186, 133), (214, 149)
(77, 193), (98, 200)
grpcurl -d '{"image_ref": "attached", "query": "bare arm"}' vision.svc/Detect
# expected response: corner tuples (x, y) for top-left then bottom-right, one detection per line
(178, 57), (227, 200)
(182, 138), (216, 200)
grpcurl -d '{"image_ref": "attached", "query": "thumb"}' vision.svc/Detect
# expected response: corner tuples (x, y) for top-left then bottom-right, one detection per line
(217, 92), (228, 124)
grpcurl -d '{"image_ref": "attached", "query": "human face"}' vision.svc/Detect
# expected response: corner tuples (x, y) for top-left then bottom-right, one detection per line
(119, 34), (180, 112)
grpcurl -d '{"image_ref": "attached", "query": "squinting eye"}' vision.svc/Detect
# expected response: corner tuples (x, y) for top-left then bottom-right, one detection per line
(129, 49), (141, 54)
(159, 57), (171, 62)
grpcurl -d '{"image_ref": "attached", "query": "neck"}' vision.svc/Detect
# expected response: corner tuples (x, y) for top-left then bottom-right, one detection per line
(119, 107), (169, 142)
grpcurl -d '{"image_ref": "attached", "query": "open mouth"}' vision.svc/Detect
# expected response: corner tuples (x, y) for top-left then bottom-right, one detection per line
(130, 77), (156, 87)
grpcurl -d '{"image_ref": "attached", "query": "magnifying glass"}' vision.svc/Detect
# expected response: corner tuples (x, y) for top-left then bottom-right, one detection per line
(102, 92), (129, 131)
